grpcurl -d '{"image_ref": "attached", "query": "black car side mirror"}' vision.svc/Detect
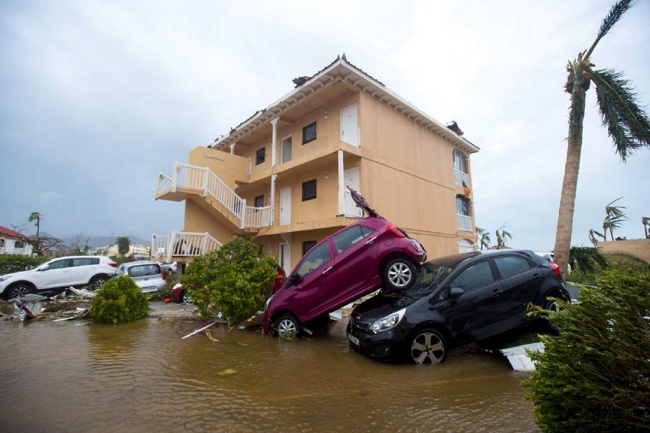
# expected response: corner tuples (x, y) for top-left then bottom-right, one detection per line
(450, 287), (464, 298)
(287, 273), (301, 287)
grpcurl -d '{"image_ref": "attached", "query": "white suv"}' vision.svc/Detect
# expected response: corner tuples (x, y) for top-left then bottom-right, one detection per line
(0, 256), (118, 299)
(114, 261), (167, 293)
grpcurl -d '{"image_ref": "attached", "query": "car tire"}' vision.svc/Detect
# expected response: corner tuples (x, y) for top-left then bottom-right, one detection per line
(273, 315), (301, 338)
(383, 258), (416, 291)
(407, 328), (448, 365)
(90, 275), (109, 290)
(543, 295), (565, 334)
(6, 283), (34, 300)
(181, 291), (192, 304)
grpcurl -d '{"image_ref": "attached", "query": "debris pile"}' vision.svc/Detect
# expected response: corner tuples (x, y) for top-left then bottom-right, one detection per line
(0, 289), (92, 322)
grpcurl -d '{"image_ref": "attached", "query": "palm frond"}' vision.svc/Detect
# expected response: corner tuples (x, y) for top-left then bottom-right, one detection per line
(586, 0), (635, 59)
(591, 68), (650, 160)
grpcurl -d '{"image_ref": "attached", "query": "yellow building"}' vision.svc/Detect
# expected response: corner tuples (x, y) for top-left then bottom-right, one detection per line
(153, 55), (479, 272)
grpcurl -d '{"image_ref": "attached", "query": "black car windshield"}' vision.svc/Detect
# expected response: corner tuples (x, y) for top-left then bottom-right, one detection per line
(404, 262), (452, 297)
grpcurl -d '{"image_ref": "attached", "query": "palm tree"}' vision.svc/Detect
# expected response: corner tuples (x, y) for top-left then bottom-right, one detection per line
(553, 0), (650, 277)
(116, 236), (131, 257)
(602, 197), (627, 240)
(28, 212), (42, 256)
(476, 227), (491, 250)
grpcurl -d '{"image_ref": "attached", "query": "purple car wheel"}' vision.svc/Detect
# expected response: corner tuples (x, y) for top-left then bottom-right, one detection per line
(384, 259), (416, 291)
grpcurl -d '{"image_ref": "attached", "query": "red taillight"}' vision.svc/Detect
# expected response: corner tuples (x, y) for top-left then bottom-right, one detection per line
(162, 271), (167, 280)
(550, 262), (561, 276)
(388, 223), (406, 238)
(108, 262), (118, 268)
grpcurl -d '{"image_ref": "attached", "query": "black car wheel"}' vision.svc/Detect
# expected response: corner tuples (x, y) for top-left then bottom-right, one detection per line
(274, 315), (301, 338)
(90, 275), (108, 289)
(543, 295), (565, 334)
(408, 328), (448, 365)
(384, 259), (416, 291)
(6, 283), (33, 300)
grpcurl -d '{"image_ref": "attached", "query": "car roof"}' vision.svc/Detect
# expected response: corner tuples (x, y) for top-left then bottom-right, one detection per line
(430, 249), (537, 268)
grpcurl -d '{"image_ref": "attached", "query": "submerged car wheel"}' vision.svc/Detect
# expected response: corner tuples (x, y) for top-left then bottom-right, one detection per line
(274, 315), (301, 338)
(543, 295), (566, 334)
(408, 328), (447, 365)
(384, 259), (416, 291)
(6, 283), (33, 299)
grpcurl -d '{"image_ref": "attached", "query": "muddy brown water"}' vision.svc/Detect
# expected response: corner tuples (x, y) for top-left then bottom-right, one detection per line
(0, 313), (541, 433)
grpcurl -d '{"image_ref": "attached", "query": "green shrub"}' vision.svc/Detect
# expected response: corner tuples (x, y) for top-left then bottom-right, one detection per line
(181, 236), (277, 322)
(524, 269), (650, 432)
(0, 254), (50, 275)
(90, 276), (149, 324)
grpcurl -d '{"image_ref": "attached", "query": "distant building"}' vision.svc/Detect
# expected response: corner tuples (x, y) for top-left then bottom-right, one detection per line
(0, 226), (33, 256)
(153, 55), (479, 271)
(94, 244), (151, 260)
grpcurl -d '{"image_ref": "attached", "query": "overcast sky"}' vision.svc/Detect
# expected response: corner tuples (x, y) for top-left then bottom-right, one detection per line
(1, 0), (648, 252)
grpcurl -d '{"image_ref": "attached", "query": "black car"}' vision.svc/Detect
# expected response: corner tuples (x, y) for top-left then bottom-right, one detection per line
(346, 249), (569, 364)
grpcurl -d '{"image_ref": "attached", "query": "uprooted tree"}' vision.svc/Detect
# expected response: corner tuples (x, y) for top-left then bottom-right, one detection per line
(181, 236), (278, 322)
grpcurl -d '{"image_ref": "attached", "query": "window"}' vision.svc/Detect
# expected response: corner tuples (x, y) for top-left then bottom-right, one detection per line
(15, 240), (24, 249)
(302, 241), (317, 256)
(494, 256), (531, 279)
(456, 196), (470, 216)
(73, 257), (99, 267)
(302, 122), (317, 144)
(47, 259), (71, 270)
(453, 149), (468, 174)
(295, 241), (331, 277)
(0, 239), (4, 249)
(254, 195), (264, 207)
(450, 261), (494, 292)
(302, 179), (317, 201)
(281, 136), (292, 163)
(256, 147), (266, 165)
(333, 225), (373, 254)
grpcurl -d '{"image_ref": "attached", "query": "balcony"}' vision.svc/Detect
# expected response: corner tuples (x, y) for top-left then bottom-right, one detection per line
(156, 162), (271, 230)
(151, 231), (222, 263)
(457, 214), (473, 232)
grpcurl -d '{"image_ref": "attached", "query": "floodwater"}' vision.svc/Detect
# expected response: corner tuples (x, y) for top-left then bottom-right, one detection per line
(0, 314), (540, 433)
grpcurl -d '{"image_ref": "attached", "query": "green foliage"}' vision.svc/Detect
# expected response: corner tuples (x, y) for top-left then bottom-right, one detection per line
(524, 269), (650, 432)
(0, 255), (49, 275)
(181, 237), (277, 322)
(90, 276), (149, 324)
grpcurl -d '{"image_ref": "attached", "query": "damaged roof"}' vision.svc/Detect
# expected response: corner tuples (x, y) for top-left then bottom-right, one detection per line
(210, 54), (479, 155)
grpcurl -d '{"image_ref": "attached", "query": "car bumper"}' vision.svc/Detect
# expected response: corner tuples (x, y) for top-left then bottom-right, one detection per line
(346, 324), (406, 361)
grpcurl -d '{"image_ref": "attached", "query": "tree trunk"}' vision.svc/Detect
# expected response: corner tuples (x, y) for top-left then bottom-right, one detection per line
(554, 72), (588, 279)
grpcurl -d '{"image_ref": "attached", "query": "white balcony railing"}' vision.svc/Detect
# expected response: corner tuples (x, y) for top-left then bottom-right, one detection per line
(151, 231), (222, 263)
(342, 189), (363, 217)
(156, 162), (271, 229)
(454, 169), (470, 188)
(457, 214), (473, 232)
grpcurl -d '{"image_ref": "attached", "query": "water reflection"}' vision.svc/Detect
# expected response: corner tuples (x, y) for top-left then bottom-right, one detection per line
(0, 318), (540, 432)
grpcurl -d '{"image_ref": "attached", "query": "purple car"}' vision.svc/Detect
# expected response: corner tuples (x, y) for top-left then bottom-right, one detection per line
(263, 187), (426, 337)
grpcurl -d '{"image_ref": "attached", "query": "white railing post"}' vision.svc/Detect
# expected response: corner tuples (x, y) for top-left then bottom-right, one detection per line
(172, 161), (179, 193)
(202, 167), (209, 197)
(240, 198), (246, 229)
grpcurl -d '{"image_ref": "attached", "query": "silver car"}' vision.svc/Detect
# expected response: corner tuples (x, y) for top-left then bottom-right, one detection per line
(115, 261), (166, 293)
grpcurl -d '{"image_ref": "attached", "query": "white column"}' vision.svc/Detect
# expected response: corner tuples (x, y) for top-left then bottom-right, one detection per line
(271, 118), (279, 167)
(270, 174), (277, 226)
(337, 150), (345, 215)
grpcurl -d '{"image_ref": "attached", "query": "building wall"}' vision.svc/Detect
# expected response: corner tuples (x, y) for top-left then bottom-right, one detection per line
(174, 82), (475, 269)
(598, 239), (650, 264)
